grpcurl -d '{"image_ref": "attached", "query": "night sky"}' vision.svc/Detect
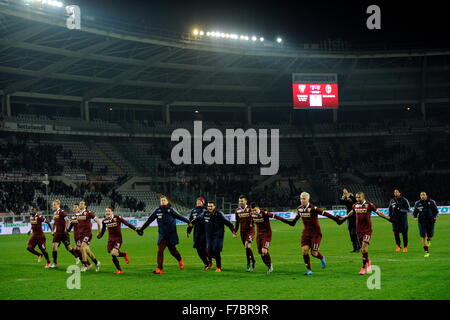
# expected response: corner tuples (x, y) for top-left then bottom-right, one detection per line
(66, 0), (448, 48)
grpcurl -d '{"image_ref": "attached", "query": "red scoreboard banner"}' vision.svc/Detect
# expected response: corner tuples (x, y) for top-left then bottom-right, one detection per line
(292, 83), (339, 108)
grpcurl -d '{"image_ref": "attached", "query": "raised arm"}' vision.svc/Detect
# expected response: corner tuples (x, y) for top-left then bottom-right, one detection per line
(375, 210), (391, 221)
(139, 209), (158, 231)
(119, 216), (136, 230)
(272, 213), (300, 226)
(219, 211), (236, 234)
(340, 209), (354, 223)
(319, 209), (343, 225)
(170, 207), (190, 224)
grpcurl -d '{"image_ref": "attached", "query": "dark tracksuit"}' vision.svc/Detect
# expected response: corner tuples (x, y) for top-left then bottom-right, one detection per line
(388, 196), (410, 247)
(188, 209), (235, 269)
(188, 205), (211, 266)
(340, 195), (359, 251)
(140, 205), (190, 270)
(413, 199), (439, 239)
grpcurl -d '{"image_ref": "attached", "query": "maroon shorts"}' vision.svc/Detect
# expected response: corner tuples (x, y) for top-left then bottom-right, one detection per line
(357, 231), (372, 245)
(52, 233), (70, 246)
(73, 233), (81, 247)
(256, 234), (271, 254)
(107, 239), (122, 253)
(301, 232), (322, 251)
(240, 229), (255, 245)
(28, 235), (46, 249)
(79, 233), (92, 245)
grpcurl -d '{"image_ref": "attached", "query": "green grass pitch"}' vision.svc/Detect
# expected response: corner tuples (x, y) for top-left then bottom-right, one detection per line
(1, 216), (449, 300)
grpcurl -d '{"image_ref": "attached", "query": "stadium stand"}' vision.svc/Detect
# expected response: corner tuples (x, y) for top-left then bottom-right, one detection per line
(1, 0), (449, 217)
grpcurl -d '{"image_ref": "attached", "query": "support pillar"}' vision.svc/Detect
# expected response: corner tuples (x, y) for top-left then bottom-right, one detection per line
(3, 94), (12, 117)
(246, 104), (252, 125)
(420, 56), (427, 121)
(165, 104), (171, 125)
(81, 100), (89, 121)
(421, 102), (426, 121)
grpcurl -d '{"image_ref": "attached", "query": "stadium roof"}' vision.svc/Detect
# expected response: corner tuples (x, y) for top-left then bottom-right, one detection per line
(1, 0), (450, 110)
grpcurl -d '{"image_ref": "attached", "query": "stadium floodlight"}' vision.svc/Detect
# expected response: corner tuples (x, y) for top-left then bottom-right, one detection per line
(196, 28), (264, 44)
(276, 37), (283, 43)
(26, 0), (64, 8)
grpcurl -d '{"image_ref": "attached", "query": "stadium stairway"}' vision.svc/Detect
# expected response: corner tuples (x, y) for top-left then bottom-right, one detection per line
(295, 138), (338, 205)
(96, 142), (141, 176)
(113, 143), (150, 176)
(253, 174), (281, 191)
(84, 141), (126, 175)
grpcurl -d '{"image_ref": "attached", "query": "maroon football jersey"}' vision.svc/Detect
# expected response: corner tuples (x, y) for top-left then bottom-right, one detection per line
(352, 201), (377, 234)
(102, 215), (135, 240)
(251, 209), (272, 236)
(235, 205), (253, 233)
(77, 209), (96, 234)
(69, 213), (80, 239)
(52, 209), (68, 234)
(30, 215), (45, 236)
(296, 203), (324, 235)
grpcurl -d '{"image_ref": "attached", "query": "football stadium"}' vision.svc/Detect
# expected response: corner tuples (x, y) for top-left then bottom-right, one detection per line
(1, 0), (450, 304)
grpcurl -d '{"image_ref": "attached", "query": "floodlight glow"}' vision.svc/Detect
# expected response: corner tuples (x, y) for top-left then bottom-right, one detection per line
(276, 37), (282, 43)
(197, 29), (265, 44)
(29, 0), (64, 7)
